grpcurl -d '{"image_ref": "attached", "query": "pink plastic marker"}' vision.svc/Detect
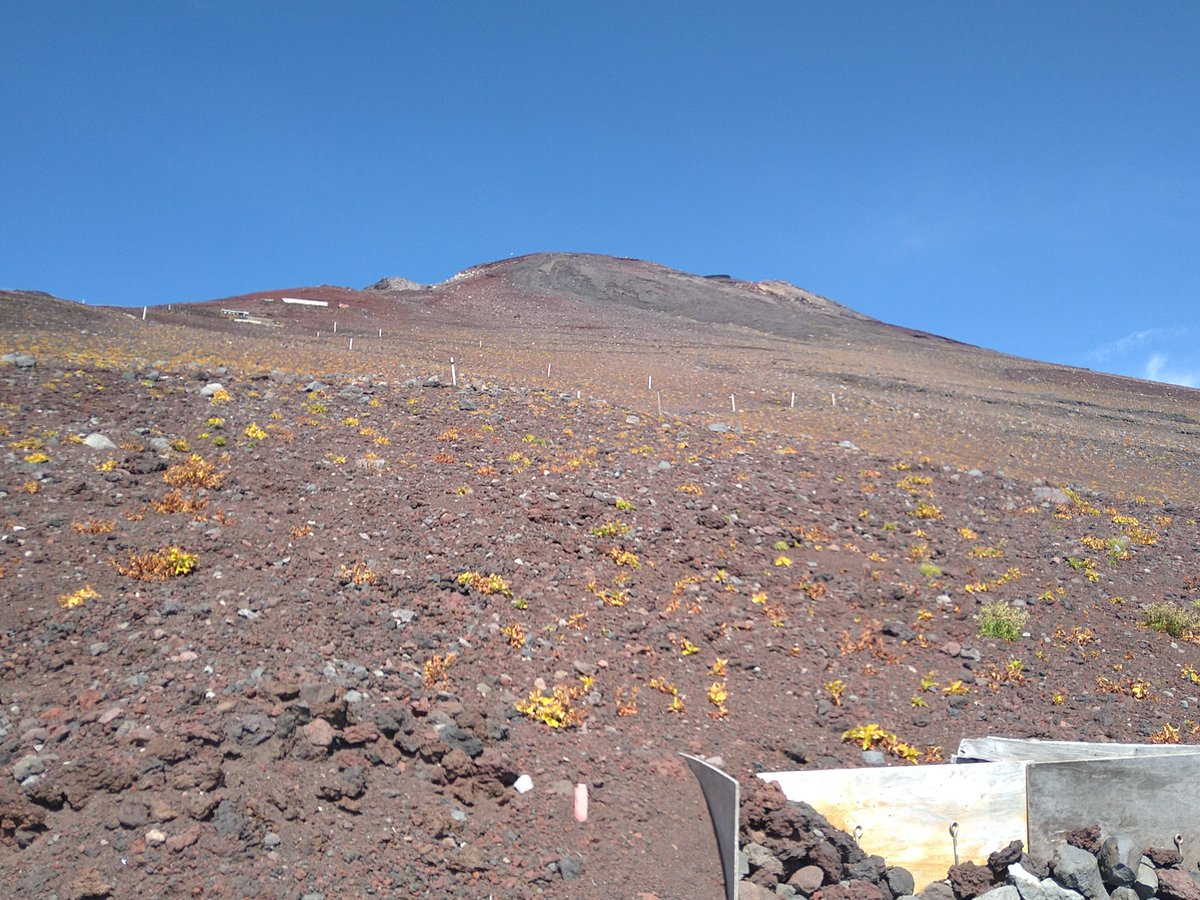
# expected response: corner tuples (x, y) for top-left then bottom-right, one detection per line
(573, 783), (588, 823)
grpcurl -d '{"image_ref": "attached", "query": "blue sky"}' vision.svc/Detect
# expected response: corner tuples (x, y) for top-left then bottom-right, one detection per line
(4, 2), (1198, 386)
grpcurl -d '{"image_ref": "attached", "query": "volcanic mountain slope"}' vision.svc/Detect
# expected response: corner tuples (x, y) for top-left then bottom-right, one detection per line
(1, 261), (1200, 898)
(47, 252), (1200, 500)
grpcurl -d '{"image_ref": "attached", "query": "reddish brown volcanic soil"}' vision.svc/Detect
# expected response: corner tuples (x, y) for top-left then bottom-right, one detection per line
(2, 255), (1200, 898)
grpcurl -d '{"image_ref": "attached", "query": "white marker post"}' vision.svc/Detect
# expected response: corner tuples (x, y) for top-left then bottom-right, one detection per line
(731, 395), (736, 413)
(791, 392), (796, 409)
(142, 306), (147, 321)
(648, 375), (653, 391)
(349, 337), (354, 351)
(378, 328), (382, 338)
(450, 357), (457, 388)
(657, 391), (663, 415)
(547, 362), (552, 379)
(333, 321), (337, 334)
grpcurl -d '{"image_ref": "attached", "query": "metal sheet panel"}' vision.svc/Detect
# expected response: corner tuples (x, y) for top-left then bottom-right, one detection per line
(1027, 755), (1200, 868)
(956, 736), (1200, 764)
(682, 754), (740, 900)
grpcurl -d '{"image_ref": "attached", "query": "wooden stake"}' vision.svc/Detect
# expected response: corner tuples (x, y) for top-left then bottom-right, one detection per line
(648, 375), (653, 391)
(547, 362), (552, 378)
(348, 337), (354, 350)
(790, 392), (796, 409)
(142, 306), (147, 320)
(657, 391), (663, 415)
(731, 395), (736, 413)
(333, 321), (337, 333)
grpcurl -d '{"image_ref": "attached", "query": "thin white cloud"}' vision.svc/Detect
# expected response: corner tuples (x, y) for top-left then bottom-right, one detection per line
(1142, 353), (1199, 388)
(1090, 326), (1191, 363)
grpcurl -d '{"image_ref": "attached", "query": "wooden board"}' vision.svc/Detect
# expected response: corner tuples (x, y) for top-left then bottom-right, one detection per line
(1027, 755), (1200, 869)
(956, 736), (1200, 764)
(682, 754), (741, 900)
(758, 763), (1028, 891)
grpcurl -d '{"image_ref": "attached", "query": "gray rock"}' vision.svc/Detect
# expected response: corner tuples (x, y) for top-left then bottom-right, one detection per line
(707, 422), (731, 433)
(739, 883), (776, 900)
(2, 353), (36, 369)
(115, 797), (149, 828)
(1007, 865), (1051, 900)
(745, 842), (784, 879)
(1033, 486), (1071, 505)
(1109, 889), (1139, 900)
(213, 798), (246, 837)
(978, 886), (1020, 900)
(848, 855), (886, 883)
(1098, 835), (1139, 888)
(1052, 844), (1109, 900)
(199, 382), (225, 398)
(1037, 879), (1087, 900)
(919, 882), (956, 900)
(558, 855), (583, 881)
(838, 440), (860, 450)
(12, 755), (44, 782)
(365, 276), (426, 292)
(861, 750), (887, 766)
(83, 433), (118, 451)
(887, 867), (916, 898)
(1133, 862), (1157, 900)
(226, 714), (274, 746)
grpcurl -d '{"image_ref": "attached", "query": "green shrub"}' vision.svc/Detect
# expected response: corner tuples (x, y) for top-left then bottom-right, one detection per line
(978, 601), (1028, 641)
(1142, 602), (1200, 638)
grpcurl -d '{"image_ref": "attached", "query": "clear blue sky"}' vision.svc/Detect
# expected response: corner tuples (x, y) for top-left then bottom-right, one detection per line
(4, 2), (1198, 386)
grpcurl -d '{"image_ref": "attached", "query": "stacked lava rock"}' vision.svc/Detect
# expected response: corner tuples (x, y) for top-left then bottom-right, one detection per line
(925, 825), (1198, 900)
(739, 778), (916, 900)
(741, 781), (1199, 900)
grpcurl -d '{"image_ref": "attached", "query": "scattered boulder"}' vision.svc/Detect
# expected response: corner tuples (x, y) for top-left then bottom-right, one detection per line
(2, 352), (36, 369)
(82, 433), (118, 451)
(1050, 844), (1109, 900)
(365, 276), (426, 292)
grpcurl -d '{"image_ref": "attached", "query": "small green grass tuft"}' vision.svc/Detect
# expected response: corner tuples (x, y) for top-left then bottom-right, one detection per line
(978, 600), (1028, 641)
(1142, 602), (1200, 639)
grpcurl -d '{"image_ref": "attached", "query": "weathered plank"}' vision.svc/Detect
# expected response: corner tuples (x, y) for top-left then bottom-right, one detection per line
(1027, 755), (1200, 869)
(956, 736), (1200, 764)
(682, 754), (740, 900)
(758, 762), (1028, 891)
